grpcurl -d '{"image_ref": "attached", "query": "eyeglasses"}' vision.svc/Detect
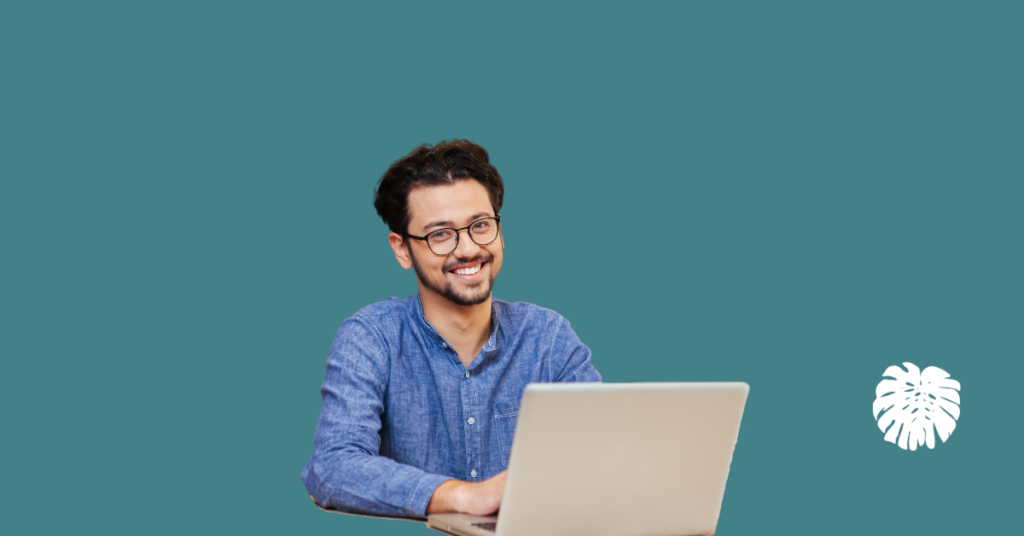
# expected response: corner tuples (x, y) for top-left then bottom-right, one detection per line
(406, 216), (501, 256)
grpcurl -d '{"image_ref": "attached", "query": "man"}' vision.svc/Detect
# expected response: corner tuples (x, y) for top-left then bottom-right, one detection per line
(301, 139), (601, 519)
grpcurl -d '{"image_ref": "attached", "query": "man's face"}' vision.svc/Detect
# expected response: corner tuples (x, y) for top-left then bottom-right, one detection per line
(398, 179), (503, 307)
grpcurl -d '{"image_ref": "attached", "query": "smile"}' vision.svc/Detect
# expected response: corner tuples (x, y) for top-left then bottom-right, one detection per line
(449, 261), (486, 277)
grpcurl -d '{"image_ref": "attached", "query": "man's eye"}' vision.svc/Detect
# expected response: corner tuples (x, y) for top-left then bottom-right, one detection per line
(472, 221), (491, 231)
(431, 230), (454, 241)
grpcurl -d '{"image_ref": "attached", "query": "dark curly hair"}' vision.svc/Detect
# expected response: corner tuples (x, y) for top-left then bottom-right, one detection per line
(373, 139), (505, 235)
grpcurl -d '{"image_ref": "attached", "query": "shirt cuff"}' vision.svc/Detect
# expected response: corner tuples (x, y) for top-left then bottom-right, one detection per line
(408, 472), (454, 518)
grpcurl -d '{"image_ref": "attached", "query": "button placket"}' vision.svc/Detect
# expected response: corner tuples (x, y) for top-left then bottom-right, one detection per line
(460, 368), (476, 481)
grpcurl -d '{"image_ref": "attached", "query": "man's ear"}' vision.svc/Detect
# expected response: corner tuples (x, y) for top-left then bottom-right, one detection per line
(388, 232), (413, 270)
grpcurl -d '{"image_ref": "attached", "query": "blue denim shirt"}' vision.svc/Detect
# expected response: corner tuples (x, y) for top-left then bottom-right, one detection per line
(301, 293), (601, 519)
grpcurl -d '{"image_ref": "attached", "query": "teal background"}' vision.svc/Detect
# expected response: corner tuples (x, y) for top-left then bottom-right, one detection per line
(2, 2), (1021, 534)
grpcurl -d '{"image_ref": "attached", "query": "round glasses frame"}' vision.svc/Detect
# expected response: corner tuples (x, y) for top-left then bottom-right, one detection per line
(405, 216), (501, 256)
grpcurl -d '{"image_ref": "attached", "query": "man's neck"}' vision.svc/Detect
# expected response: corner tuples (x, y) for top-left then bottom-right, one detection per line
(419, 288), (492, 369)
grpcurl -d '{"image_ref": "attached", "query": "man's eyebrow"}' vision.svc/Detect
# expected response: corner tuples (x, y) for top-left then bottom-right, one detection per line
(421, 212), (494, 232)
(421, 219), (454, 232)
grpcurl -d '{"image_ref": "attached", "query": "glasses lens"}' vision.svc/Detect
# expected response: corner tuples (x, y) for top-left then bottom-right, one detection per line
(427, 229), (457, 255)
(469, 218), (498, 246)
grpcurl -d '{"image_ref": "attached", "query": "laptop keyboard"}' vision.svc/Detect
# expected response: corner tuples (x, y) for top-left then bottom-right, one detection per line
(471, 522), (497, 532)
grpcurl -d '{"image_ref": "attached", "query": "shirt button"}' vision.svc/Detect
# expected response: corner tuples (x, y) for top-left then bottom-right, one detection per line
(468, 417), (475, 425)
(471, 469), (477, 478)
(464, 371), (470, 378)
(441, 342), (448, 349)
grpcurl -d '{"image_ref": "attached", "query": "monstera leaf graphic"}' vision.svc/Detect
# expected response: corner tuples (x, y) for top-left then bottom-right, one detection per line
(873, 363), (961, 451)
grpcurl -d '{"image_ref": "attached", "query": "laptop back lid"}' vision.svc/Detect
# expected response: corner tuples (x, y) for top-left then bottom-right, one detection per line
(497, 382), (749, 536)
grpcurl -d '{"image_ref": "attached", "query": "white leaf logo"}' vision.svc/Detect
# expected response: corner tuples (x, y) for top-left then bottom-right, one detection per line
(872, 362), (961, 450)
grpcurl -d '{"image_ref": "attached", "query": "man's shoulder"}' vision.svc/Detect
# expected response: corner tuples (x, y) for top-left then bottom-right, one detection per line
(348, 295), (415, 323)
(333, 296), (416, 351)
(493, 298), (567, 326)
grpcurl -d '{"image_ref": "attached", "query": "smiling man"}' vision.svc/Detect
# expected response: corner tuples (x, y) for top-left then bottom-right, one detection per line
(301, 140), (601, 519)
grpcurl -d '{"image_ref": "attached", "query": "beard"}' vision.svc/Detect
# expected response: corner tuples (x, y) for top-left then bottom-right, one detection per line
(408, 247), (496, 306)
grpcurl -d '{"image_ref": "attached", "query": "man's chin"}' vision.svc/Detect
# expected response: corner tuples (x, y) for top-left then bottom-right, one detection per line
(440, 279), (494, 307)
(443, 288), (491, 307)
(409, 249), (498, 307)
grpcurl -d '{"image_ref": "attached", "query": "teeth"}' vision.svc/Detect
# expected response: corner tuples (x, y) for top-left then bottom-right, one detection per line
(455, 265), (481, 276)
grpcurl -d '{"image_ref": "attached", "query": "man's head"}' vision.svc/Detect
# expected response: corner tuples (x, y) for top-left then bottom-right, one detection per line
(374, 140), (505, 307)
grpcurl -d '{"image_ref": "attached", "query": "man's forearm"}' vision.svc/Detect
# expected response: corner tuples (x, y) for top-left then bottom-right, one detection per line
(426, 471), (506, 516)
(302, 449), (451, 519)
(425, 479), (462, 514)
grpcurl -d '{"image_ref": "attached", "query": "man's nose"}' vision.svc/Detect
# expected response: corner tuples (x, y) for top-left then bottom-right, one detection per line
(453, 228), (481, 258)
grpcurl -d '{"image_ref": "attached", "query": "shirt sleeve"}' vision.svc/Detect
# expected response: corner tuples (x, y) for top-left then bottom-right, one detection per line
(301, 317), (452, 519)
(550, 316), (602, 383)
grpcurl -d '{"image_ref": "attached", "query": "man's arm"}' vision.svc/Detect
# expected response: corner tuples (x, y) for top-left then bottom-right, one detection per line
(426, 471), (507, 516)
(550, 316), (602, 383)
(302, 317), (451, 519)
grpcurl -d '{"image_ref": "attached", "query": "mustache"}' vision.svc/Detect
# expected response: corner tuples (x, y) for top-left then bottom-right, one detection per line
(443, 252), (494, 272)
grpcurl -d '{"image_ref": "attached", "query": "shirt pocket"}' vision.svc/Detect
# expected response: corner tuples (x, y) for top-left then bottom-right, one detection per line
(493, 399), (520, 469)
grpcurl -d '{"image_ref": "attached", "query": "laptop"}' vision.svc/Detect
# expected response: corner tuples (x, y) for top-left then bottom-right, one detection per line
(427, 382), (749, 536)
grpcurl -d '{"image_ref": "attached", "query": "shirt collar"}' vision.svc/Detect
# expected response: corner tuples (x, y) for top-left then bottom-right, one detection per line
(409, 293), (501, 355)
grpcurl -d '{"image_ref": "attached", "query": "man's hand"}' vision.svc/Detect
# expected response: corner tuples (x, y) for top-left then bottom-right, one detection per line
(426, 471), (507, 516)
